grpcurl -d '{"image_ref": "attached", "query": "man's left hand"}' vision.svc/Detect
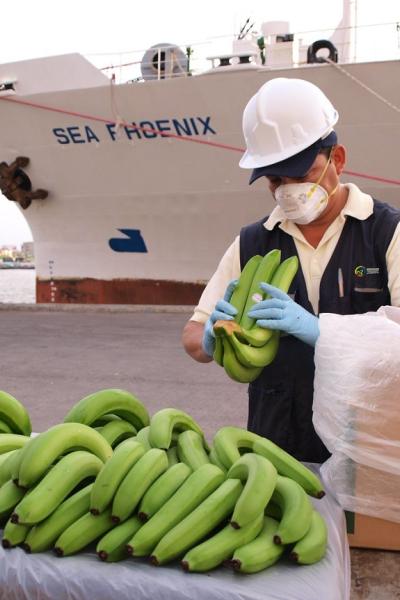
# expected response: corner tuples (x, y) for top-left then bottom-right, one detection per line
(247, 283), (320, 347)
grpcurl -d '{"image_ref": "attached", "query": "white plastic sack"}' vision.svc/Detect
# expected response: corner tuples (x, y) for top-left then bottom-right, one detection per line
(0, 467), (350, 600)
(313, 307), (400, 522)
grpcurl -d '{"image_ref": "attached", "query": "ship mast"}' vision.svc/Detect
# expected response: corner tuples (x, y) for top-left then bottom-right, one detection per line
(330, 0), (357, 63)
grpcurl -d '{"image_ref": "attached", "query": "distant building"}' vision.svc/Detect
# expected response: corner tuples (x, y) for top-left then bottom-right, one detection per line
(21, 242), (34, 260)
(0, 245), (17, 260)
(0, 242), (34, 263)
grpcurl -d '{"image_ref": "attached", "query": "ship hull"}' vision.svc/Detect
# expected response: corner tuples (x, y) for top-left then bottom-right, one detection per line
(36, 277), (204, 305)
(0, 55), (399, 304)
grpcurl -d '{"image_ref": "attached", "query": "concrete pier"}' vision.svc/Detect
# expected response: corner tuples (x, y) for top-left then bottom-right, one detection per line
(0, 304), (398, 598)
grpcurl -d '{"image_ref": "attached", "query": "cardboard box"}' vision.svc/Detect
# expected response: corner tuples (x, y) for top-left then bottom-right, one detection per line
(344, 391), (400, 552)
(346, 511), (400, 551)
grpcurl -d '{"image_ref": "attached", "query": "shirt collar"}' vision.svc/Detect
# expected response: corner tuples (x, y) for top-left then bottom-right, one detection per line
(263, 183), (374, 231)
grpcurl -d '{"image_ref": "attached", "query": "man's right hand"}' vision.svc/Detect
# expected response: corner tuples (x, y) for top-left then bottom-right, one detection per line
(201, 280), (238, 357)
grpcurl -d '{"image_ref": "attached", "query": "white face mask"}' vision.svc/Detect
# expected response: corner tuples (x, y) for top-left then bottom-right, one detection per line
(274, 153), (338, 225)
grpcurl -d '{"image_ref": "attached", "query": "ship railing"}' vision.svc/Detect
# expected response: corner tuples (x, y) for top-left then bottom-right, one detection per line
(88, 20), (400, 85)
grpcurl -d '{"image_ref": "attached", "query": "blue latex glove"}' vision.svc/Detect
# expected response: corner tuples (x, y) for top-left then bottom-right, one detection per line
(202, 279), (238, 357)
(247, 282), (319, 347)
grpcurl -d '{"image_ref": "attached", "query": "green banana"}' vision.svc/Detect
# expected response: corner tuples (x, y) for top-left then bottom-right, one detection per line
(0, 419), (12, 434)
(12, 450), (103, 525)
(208, 446), (227, 473)
(229, 255), (263, 323)
(221, 336), (263, 383)
(148, 408), (206, 451)
(54, 509), (115, 557)
(229, 330), (280, 368)
(0, 433), (31, 455)
(238, 255), (299, 346)
(213, 308), (233, 367)
(90, 439), (145, 515)
(2, 518), (31, 548)
(135, 425), (152, 451)
(150, 478), (243, 566)
(239, 249), (281, 331)
(0, 449), (16, 467)
(64, 388), (150, 432)
(213, 321), (265, 382)
(230, 515), (285, 573)
(232, 326), (269, 348)
(271, 254), (299, 289)
(252, 437), (325, 498)
(227, 453), (277, 528)
(17, 423), (112, 488)
(212, 426), (262, 469)
(91, 414), (122, 427)
(166, 446), (179, 466)
(222, 254), (299, 367)
(271, 475), (313, 545)
(97, 515), (142, 562)
(181, 512), (264, 572)
(176, 430), (210, 470)
(213, 427), (325, 498)
(0, 450), (18, 487)
(0, 391), (32, 436)
(111, 448), (169, 523)
(23, 484), (93, 553)
(10, 441), (33, 484)
(0, 479), (26, 520)
(127, 463), (225, 557)
(98, 419), (137, 447)
(140, 425), (184, 448)
(213, 336), (224, 366)
(138, 462), (192, 522)
(289, 509), (328, 564)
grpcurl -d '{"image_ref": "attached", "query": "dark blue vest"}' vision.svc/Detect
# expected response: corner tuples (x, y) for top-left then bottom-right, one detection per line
(239, 199), (400, 462)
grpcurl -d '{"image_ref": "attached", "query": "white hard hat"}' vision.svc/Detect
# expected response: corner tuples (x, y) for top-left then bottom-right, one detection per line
(239, 77), (339, 169)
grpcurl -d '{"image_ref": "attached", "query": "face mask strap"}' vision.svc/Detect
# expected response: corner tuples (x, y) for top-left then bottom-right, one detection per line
(327, 181), (339, 201)
(306, 148), (334, 198)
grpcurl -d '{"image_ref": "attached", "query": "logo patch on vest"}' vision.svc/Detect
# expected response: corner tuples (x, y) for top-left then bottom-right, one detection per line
(354, 266), (380, 278)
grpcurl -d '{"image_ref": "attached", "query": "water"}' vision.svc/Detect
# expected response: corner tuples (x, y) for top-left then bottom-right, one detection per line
(0, 269), (36, 303)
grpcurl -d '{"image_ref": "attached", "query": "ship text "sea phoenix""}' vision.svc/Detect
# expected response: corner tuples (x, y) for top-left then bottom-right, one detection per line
(52, 116), (216, 144)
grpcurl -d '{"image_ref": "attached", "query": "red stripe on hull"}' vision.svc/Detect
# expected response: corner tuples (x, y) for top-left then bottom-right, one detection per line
(36, 278), (205, 305)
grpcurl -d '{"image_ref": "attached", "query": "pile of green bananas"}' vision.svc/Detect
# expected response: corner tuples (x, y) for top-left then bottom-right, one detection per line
(0, 389), (328, 574)
(213, 249), (299, 383)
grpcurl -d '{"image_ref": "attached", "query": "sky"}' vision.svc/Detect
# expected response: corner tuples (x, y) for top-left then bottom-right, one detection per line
(0, 0), (399, 246)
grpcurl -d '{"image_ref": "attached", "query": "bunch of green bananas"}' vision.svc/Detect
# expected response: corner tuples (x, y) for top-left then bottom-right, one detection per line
(0, 402), (210, 556)
(128, 422), (327, 572)
(0, 394), (328, 573)
(213, 249), (299, 383)
(0, 388), (150, 544)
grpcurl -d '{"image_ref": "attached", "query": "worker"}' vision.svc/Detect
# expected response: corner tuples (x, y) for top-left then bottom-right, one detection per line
(182, 77), (400, 463)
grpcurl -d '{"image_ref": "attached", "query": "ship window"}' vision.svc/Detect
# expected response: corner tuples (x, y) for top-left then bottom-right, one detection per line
(152, 51), (166, 73)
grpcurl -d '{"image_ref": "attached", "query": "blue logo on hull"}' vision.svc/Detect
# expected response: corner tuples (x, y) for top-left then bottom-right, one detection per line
(109, 229), (148, 253)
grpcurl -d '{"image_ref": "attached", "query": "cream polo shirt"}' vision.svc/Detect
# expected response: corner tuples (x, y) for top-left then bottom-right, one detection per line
(191, 183), (400, 323)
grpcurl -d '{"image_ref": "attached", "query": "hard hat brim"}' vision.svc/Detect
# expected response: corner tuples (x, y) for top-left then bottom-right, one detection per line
(249, 130), (337, 184)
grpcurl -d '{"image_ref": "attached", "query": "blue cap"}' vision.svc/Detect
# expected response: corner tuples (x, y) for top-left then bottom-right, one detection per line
(249, 130), (337, 184)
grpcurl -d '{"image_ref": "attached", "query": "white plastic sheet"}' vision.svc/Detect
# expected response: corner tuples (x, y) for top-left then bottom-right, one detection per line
(0, 467), (350, 600)
(313, 307), (400, 523)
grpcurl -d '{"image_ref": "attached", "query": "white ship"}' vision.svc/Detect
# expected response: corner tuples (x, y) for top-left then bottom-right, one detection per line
(0, 3), (399, 304)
